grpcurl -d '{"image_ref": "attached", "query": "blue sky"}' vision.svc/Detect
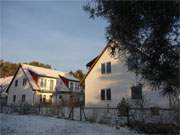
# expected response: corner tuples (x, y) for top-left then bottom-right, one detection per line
(1, 0), (108, 72)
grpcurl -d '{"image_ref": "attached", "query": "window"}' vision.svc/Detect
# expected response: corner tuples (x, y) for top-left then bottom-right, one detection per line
(23, 78), (27, 86)
(75, 83), (79, 90)
(69, 82), (73, 90)
(101, 88), (111, 101)
(40, 79), (43, 87)
(49, 95), (53, 103)
(101, 89), (105, 100)
(22, 95), (26, 102)
(107, 62), (111, 73)
(49, 80), (54, 90)
(43, 95), (46, 102)
(131, 84), (142, 99)
(44, 79), (47, 87)
(101, 62), (111, 74)
(13, 95), (16, 103)
(106, 89), (111, 100)
(101, 64), (105, 74)
(40, 79), (47, 88)
(40, 95), (42, 103)
(15, 80), (18, 87)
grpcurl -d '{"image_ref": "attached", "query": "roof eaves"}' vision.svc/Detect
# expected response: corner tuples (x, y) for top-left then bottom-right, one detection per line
(21, 64), (37, 91)
(6, 64), (21, 93)
(80, 43), (110, 84)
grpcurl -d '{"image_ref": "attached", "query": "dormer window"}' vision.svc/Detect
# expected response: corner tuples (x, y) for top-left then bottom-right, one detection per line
(40, 78), (47, 88)
(75, 83), (79, 90)
(69, 82), (73, 90)
(49, 80), (54, 90)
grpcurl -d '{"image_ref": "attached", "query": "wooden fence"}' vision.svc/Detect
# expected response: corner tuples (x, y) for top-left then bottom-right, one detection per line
(0, 104), (179, 125)
(0, 104), (86, 121)
(84, 107), (180, 125)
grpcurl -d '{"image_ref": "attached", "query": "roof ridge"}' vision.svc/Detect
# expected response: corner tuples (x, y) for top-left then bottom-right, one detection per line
(21, 64), (66, 74)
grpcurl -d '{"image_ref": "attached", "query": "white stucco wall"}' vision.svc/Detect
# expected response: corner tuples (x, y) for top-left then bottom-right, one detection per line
(7, 68), (37, 105)
(85, 48), (169, 108)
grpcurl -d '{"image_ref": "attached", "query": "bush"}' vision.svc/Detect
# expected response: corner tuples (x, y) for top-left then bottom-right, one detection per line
(129, 121), (180, 134)
(86, 117), (96, 123)
(117, 97), (129, 116)
(19, 103), (32, 115)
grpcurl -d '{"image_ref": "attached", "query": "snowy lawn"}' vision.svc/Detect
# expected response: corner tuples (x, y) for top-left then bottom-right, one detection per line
(0, 113), (137, 135)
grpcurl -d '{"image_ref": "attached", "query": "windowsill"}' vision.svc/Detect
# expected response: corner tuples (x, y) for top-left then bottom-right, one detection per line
(101, 73), (112, 75)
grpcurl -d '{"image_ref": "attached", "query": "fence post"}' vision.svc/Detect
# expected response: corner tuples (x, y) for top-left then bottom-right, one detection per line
(80, 105), (82, 121)
(0, 104), (2, 113)
(127, 107), (130, 126)
(38, 104), (40, 114)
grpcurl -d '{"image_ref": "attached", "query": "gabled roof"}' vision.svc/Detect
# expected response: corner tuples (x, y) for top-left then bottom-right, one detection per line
(7, 64), (79, 91)
(21, 64), (79, 81)
(81, 44), (110, 84)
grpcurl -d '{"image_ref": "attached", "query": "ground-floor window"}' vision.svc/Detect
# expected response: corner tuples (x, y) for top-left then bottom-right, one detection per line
(40, 95), (42, 103)
(131, 84), (142, 100)
(100, 88), (111, 101)
(22, 94), (26, 102)
(101, 89), (105, 100)
(13, 95), (16, 103)
(49, 95), (53, 103)
(106, 89), (111, 100)
(43, 95), (46, 102)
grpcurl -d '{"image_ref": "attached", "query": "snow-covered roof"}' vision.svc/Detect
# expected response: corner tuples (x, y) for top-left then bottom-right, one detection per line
(0, 76), (13, 93)
(21, 64), (79, 81)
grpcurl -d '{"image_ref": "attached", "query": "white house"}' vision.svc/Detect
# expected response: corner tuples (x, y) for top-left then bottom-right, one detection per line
(7, 64), (81, 106)
(84, 43), (170, 108)
(0, 76), (13, 104)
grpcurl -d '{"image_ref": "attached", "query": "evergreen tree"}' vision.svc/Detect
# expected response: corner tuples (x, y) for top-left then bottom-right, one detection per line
(84, 1), (180, 105)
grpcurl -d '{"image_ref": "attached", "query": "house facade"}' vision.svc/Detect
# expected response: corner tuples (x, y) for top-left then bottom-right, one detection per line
(0, 76), (13, 104)
(7, 64), (81, 106)
(84, 44), (170, 108)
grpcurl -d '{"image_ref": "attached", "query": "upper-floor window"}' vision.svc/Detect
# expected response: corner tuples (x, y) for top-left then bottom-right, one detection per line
(106, 62), (111, 73)
(101, 64), (105, 74)
(101, 62), (111, 74)
(40, 78), (47, 88)
(23, 78), (27, 86)
(100, 88), (111, 101)
(75, 83), (79, 90)
(49, 80), (54, 90)
(69, 82), (73, 90)
(15, 80), (18, 87)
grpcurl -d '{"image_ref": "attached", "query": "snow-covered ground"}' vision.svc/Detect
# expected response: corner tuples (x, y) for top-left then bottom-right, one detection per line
(0, 113), (137, 135)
